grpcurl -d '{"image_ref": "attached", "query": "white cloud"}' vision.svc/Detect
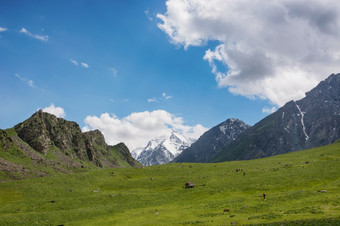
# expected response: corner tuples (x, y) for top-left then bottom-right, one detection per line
(0, 27), (8, 32)
(70, 59), (79, 66)
(82, 110), (208, 150)
(162, 92), (173, 99)
(148, 92), (173, 102)
(15, 73), (35, 87)
(70, 59), (89, 68)
(157, 0), (340, 106)
(262, 107), (277, 114)
(147, 97), (158, 103)
(145, 8), (153, 21)
(80, 62), (89, 68)
(42, 104), (66, 118)
(108, 67), (118, 77)
(28, 80), (34, 87)
(19, 27), (48, 42)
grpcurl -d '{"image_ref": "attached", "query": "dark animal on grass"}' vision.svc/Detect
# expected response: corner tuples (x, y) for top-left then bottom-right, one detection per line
(263, 193), (266, 199)
(185, 181), (195, 189)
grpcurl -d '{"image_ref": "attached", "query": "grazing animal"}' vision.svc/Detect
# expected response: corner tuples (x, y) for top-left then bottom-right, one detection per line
(185, 181), (195, 189)
(263, 193), (266, 199)
(223, 208), (230, 212)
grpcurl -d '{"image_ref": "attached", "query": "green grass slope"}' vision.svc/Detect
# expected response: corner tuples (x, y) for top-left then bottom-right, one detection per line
(0, 141), (339, 225)
(0, 128), (140, 181)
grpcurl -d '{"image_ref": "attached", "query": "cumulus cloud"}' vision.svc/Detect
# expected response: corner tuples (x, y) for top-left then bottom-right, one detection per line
(157, 0), (340, 106)
(262, 107), (277, 114)
(0, 27), (8, 32)
(148, 92), (173, 102)
(19, 27), (48, 42)
(42, 104), (66, 118)
(82, 110), (208, 150)
(15, 73), (35, 87)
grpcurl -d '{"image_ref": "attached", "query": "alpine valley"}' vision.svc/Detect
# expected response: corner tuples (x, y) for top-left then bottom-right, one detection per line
(0, 74), (340, 225)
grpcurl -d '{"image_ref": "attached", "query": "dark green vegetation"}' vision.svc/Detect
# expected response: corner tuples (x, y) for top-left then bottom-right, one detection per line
(0, 111), (141, 181)
(1, 140), (339, 225)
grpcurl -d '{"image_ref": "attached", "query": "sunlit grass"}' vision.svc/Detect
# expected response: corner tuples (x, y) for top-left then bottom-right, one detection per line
(0, 141), (339, 225)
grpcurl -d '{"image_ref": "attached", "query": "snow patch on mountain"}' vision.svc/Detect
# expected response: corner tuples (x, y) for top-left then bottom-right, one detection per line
(294, 101), (309, 141)
(131, 147), (143, 159)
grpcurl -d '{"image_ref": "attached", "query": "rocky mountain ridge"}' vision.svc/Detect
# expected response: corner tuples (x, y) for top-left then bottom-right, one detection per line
(213, 73), (340, 162)
(0, 111), (141, 180)
(174, 119), (250, 163)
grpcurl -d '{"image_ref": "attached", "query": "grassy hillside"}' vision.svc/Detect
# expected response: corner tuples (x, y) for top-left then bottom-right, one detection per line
(0, 128), (140, 181)
(0, 141), (339, 225)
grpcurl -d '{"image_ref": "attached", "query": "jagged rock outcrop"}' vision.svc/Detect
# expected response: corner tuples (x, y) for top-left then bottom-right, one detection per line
(113, 143), (142, 168)
(174, 119), (250, 163)
(0, 111), (141, 181)
(213, 73), (340, 162)
(15, 110), (87, 158)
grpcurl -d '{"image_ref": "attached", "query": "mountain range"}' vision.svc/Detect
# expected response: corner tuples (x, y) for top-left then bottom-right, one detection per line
(176, 73), (340, 163)
(1, 73), (339, 176)
(0, 110), (141, 180)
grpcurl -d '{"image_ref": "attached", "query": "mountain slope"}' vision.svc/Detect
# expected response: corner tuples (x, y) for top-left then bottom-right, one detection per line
(174, 119), (250, 163)
(0, 111), (141, 180)
(213, 73), (340, 162)
(136, 131), (193, 166)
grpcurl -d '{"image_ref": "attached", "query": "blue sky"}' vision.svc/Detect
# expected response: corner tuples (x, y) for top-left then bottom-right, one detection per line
(1, 0), (339, 150)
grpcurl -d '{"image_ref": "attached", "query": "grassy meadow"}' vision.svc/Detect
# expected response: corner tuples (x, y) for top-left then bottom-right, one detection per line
(0, 141), (340, 225)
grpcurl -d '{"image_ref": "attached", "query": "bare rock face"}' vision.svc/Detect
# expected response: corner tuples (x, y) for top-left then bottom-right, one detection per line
(174, 119), (250, 163)
(15, 110), (87, 158)
(83, 129), (108, 165)
(8, 111), (141, 173)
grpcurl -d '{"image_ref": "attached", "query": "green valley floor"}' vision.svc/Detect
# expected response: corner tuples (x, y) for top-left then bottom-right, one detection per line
(1, 141), (340, 225)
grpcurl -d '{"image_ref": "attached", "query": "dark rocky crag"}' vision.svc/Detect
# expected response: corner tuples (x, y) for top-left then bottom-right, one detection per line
(0, 111), (141, 181)
(174, 119), (250, 163)
(213, 73), (340, 162)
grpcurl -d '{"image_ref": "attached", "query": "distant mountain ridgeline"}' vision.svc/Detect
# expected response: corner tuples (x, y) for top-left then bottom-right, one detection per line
(0, 110), (141, 181)
(1, 73), (339, 177)
(174, 119), (250, 163)
(176, 73), (340, 163)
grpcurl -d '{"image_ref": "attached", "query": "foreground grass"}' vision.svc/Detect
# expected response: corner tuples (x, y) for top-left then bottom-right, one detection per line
(0, 141), (340, 225)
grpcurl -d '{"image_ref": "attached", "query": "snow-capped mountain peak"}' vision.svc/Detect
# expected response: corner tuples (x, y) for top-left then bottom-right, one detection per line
(132, 131), (195, 166)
